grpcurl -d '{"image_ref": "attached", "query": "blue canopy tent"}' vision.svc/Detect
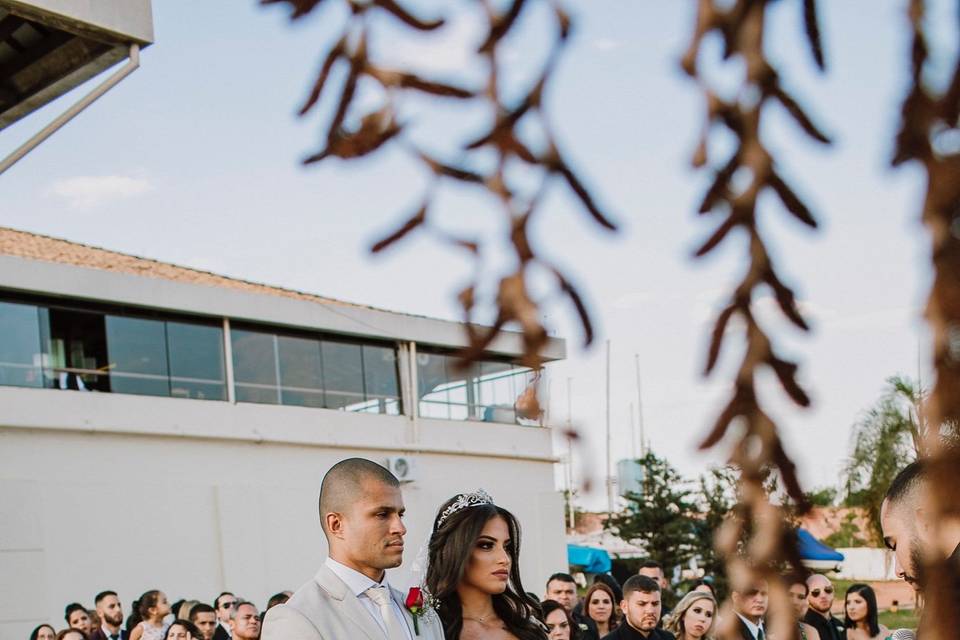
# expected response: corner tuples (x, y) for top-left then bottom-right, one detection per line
(567, 544), (612, 573)
(797, 528), (844, 571)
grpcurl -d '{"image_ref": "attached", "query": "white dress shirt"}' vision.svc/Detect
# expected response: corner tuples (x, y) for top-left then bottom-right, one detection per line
(736, 613), (764, 640)
(324, 557), (413, 640)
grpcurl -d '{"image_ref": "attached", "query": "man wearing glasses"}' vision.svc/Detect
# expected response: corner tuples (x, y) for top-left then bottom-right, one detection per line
(803, 575), (844, 640)
(213, 593), (236, 640)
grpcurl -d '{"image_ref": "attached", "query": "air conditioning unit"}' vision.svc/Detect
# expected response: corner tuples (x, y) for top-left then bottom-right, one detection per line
(385, 456), (417, 483)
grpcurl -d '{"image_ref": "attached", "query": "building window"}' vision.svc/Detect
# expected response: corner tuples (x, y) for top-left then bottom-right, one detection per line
(416, 350), (538, 425)
(167, 321), (226, 400)
(0, 294), (227, 399)
(105, 315), (170, 397)
(229, 326), (401, 415)
(0, 301), (45, 388)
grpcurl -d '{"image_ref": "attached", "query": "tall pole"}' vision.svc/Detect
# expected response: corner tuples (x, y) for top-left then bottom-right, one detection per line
(635, 353), (646, 456)
(606, 340), (613, 516)
(629, 401), (637, 459)
(566, 377), (575, 530)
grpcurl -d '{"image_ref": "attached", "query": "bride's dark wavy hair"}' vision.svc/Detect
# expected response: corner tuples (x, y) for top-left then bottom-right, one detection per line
(425, 494), (545, 640)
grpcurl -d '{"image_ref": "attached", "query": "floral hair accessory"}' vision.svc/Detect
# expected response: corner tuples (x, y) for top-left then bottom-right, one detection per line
(436, 489), (494, 528)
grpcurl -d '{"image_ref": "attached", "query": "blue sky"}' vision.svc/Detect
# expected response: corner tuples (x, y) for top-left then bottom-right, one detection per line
(2, 0), (953, 508)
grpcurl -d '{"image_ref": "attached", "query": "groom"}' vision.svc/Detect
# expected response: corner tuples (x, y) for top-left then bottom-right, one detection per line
(262, 458), (444, 640)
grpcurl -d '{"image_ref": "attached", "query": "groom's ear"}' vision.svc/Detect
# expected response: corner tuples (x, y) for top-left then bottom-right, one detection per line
(325, 511), (346, 539)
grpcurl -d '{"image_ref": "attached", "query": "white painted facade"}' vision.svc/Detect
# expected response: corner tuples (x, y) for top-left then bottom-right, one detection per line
(0, 254), (567, 640)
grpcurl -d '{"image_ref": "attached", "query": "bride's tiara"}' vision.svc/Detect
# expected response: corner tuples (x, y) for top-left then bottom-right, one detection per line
(436, 489), (495, 528)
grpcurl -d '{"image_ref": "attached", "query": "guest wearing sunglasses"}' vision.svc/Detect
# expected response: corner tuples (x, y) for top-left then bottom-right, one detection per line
(803, 575), (845, 640)
(212, 594), (235, 640)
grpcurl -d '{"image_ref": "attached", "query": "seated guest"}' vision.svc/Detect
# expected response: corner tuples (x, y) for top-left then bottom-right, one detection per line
(176, 601), (200, 621)
(584, 582), (621, 637)
(844, 583), (888, 640)
(30, 624), (56, 640)
(602, 575), (674, 640)
(543, 599), (582, 640)
(264, 592), (291, 612)
(664, 590), (716, 640)
(547, 572), (599, 640)
(212, 593), (235, 640)
(56, 630), (89, 640)
(227, 601), (259, 640)
(690, 580), (714, 598)
(90, 590), (127, 640)
(129, 590), (172, 640)
(65, 603), (93, 637)
(637, 561), (672, 621)
(804, 575), (845, 640)
(731, 580), (768, 640)
(784, 577), (821, 640)
(188, 604), (217, 640)
(165, 620), (200, 640)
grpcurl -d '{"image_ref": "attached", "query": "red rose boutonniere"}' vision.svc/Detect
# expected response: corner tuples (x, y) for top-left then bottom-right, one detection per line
(405, 587), (425, 635)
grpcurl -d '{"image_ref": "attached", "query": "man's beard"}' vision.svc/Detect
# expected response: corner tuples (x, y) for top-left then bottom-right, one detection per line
(910, 539), (927, 589)
(103, 612), (123, 627)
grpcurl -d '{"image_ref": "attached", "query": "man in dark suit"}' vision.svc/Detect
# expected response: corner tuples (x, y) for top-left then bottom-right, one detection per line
(731, 580), (768, 640)
(213, 592), (236, 640)
(547, 573), (600, 640)
(803, 575), (844, 640)
(88, 591), (128, 640)
(601, 575), (674, 640)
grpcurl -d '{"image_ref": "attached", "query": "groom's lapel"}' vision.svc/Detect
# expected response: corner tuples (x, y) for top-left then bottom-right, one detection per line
(314, 565), (385, 640)
(389, 586), (418, 639)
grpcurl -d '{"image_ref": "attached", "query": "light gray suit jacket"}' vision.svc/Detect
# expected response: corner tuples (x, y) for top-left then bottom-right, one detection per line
(261, 565), (444, 640)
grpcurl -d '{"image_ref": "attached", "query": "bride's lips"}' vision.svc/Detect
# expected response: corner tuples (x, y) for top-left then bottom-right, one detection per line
(492, 570), (509, 580)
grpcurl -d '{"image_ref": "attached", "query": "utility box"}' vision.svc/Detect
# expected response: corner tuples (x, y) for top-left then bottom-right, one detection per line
(617, 458), (644, 497)
(0, 0), (153, 130)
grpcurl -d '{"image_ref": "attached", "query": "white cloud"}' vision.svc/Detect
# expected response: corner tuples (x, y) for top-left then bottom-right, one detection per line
(47, 174), (154, 210)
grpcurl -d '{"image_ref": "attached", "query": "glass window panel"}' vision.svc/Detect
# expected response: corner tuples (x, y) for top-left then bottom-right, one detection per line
(167, 321), (225, 400)
(416, 351), (450, 419)
(231, 329), (279, 404)
(0, 301), (43, 388)
(278, 335), (324, 408)
(46, 308), (110, 391)
(321, 341), (364, 410)
(105, 316), (170, 397)
(362, 345), (401, 415)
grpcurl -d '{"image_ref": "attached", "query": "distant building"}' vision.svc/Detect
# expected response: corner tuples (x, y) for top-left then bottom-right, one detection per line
(0, 227), (566, 637)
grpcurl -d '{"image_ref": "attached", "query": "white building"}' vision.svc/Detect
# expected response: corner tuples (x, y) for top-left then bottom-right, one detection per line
(0, 227), (567, 639)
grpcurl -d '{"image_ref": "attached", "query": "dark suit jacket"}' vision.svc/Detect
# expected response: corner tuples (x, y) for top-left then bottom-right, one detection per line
(212, 623), (230, 640)
(89, 629), (128, 640)
(803, 610), (844, 640)
(572, 609), (600, 640)
(735, 616), (757, 640)
(601, 624), (674, 640)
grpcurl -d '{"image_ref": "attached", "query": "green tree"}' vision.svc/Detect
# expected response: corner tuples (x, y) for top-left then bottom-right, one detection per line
(806, 486), (838, 507)
(690, 465), (739, 599)
(609, 451), (697, 576)
(842, 375), (922, 545)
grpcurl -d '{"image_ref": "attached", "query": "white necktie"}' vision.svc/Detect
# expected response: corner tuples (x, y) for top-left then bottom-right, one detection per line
(364, 585), (408, 640)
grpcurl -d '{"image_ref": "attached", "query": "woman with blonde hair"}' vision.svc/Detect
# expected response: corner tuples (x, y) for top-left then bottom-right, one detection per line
(664, 590), (717, 640)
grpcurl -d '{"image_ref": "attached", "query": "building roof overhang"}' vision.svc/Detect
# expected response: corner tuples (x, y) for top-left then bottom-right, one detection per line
(0, 0), (153, 130)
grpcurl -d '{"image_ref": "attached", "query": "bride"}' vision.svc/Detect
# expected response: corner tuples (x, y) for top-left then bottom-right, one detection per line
(424, 490), (546, 640)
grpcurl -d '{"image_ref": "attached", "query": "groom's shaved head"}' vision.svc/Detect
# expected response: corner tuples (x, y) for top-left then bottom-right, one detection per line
(319, 458), (399, 534)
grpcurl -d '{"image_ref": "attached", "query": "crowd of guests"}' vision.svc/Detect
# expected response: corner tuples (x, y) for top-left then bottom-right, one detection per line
(31, 566), (891, 640)
(537, 563), (891, 640)
(28, 591), (289, 640)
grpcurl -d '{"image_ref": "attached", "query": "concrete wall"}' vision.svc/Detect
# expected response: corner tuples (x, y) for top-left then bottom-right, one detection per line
(0, 388), (566, 640)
